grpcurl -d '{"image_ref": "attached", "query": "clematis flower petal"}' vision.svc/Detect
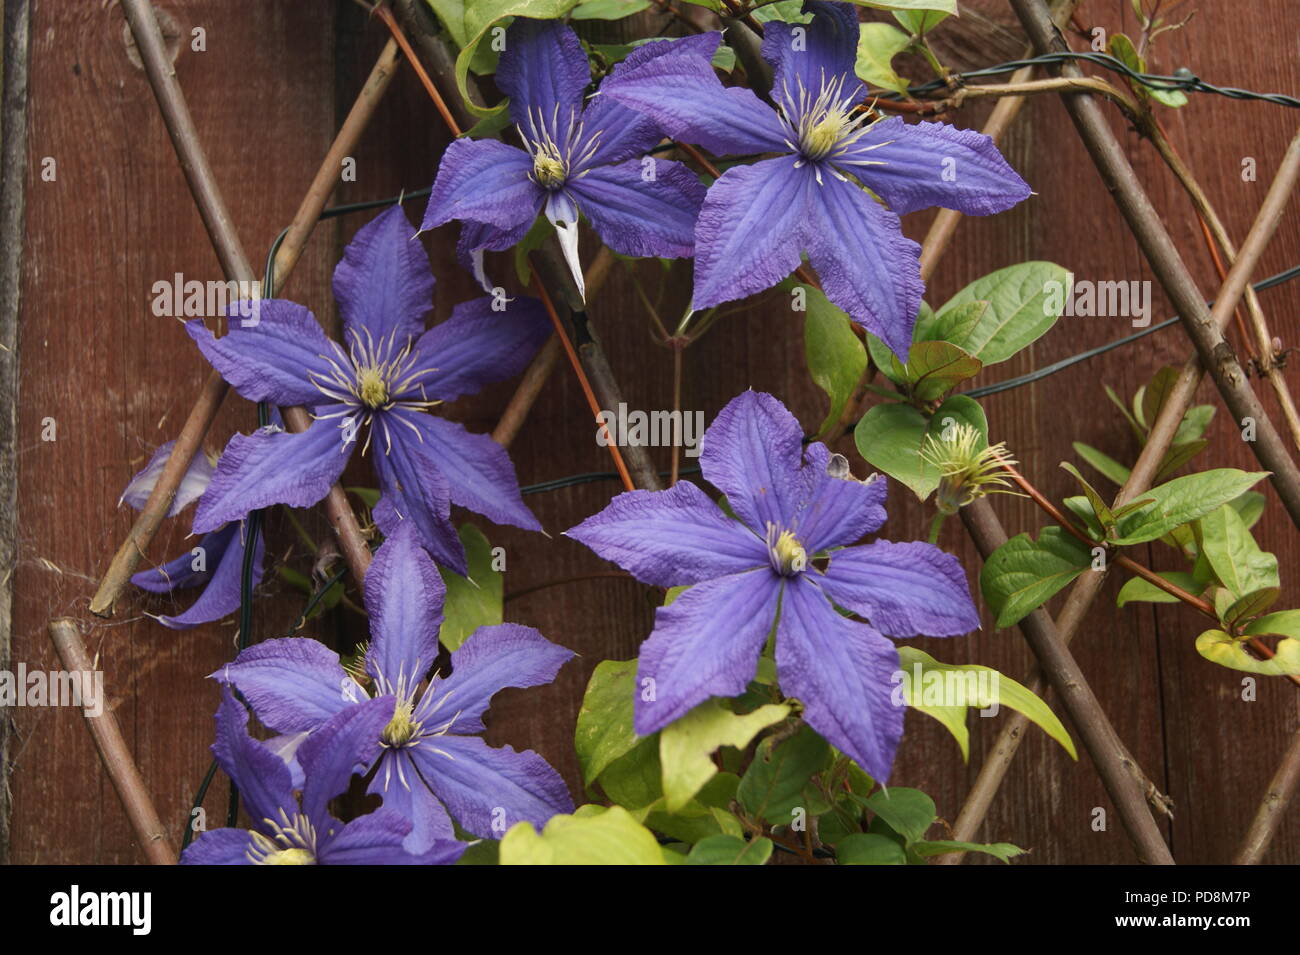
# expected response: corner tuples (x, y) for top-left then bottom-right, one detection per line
(408, 295), (551, 404)
(846, 117), (1033, 217)
(496, 18), (591, 127)
(699, 389), (807, 535)
(119, 439), (214, 516)
(297, 694), (395, 824)
(131, 523), (235, 594)
(804, 172), (923, 358)
(422, 137), (543, 235)
(333, 205), (434, 346)
(192, 415), (352, 533)
(412, 735), (573, 840)
(567, 158), (705, 258)
(421, 623), (574, 736)
(210, 689), (296, 825)
(776, 575), (904, 781)
(762, 1), (862, 112)
(371, 427), (466, 574)
(795, 443), (889, 553)
(320, 808), (463, 866)
(212, 636), (354, 734)
(401, 411), (541, 533)
(546, 189), (586, 301)
(691, 157), (814, 312)
(364, 524), (445, 692)
(185, 301), (341, 407)
(145, 522), (266, 630)
(368, 751), (457, 852)
(576, 93), (665, 168)
(566, 480), (767, 588)
(635, 569), (780, 734)
(180, 828), (257, 866)
(820, 539), (980, 638)
(456, 218), (533, 294)
(600, 32), (789, 156)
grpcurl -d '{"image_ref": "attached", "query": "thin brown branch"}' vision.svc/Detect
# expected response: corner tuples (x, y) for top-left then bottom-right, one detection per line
(1234, 720), (1300, 864)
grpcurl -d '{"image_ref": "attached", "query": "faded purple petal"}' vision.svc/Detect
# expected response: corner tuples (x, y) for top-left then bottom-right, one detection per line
(371, 428), (466, 574)
(413, 735), (573, 840)
(820, 539), (980, 638)
(567, 158), (705, 258)
(402, 411), (541, 532)
(692, 157), (813, 311)
(210, 689), (296, 825)
(456, 218), (533, 293)
(212, 636), (354, 734)
(497, 18), (590, 127)
(795, 443), (888, 552)
(422, 137), (542, 234)
(763, 1), (862, 114)
(600, 33), (788, 156)
(131, 523), (235, 594)
(849, 117), (1032, 216)
(635, 569), (780, 734)
(423, 623), (574, 735)
(776, 575), (903, 781)
(368, 750), (457, 852)
(120, 440), (214, 516)
(180, 828), (255, 866)
(334, 205), (434, 346)
(364, 523), (445, 692)
(193, 415), (353, 533)
(408, 295), (551, 403)
(147, 522), (266, 630)
(185, 301), (339, 406)
(804, 173), (922, 358)
(566, 480), (766, 588)
(297, 695), (395, 824)
(699, 390), (806, 535)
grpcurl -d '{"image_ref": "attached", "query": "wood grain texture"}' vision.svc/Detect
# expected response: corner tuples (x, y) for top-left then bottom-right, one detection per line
(6, 0), (1298, 864)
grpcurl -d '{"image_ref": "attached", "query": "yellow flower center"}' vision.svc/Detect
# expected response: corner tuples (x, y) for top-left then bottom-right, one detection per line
(802, 112), (850, 160)
(532, 153), (568, 189)
(357, 367), (390, 409)
(382, 697), (421, 747)
(261, 848), (315, 865)
(770, 528), (808, 576)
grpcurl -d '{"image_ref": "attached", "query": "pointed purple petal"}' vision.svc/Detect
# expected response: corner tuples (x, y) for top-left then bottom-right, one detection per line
(692, 157), (814, 311)
(410, 294), (551, 403)
(297, 694), (395, 823)
(120, 440), (215, 516)
(211, 689), (297, 825)
(422, 137), (542, 233)
(180, 828), (256, 865)
(193, 416), (353, 533)
(132, 524), (234, 594)
(424, 623), (573, 735)
(320, 809), (463, 865)
(776, 576), (903, 781)
(699, 390), (806, 534)
(412, 735), (573, 840)
(403, 412), (541, 532)
(371, 428), (467, 574)
(820, 539), (980, 638)
(635, 569), (780, 734)
(804, 173), (922, 359)
(364, 523), (445, 691)
(566, 158), (705, 258)
(368, 750), (457, 852)
(185, 301), (338, 406)
(456, 218), (533, 294)
(149, 521), (266, 630)
(334, 205), (434, 346)
(600, 33), (788, 156)
(212, 636), (354, 734)
(850, 117), (1032, 216)
(578, 93), (665, 167)
(795, 443), (888, 552)
(763, 1), (862, 111)
(566, 480), (767, 588)
(497, 18), (590, 126)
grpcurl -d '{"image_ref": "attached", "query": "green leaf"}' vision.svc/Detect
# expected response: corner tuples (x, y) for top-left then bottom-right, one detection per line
(1112, 470), (1270, 546)
(898, 340), (983, 401)
(1222, 588), (1280, 628)
(1108, 32), (1187, 107)
(1232, 491), (1267, 530)
(1175, 404), (1217, 443)
(1116, 571), (1199, 607)
(835, 832), (907, 864)
(500, 806), (665, 864)
(437, 524), (503, 651)
(1140, 365), (1180, 429)
(854, 22), (913, 95)
(659, 699), (790, 812)
(980, 526), (1095, 628)
(601, 736), (662, 809)
(923, 299), (988, 346)
(1061, 462), (1115, 530)
(854, 395), (987, 501)
(863, 788), (935, 843)
(1154, 439), (1208, 483)
(737, 724), (831, 825)
(571, 0), (650, 18)
(895, 647), (1077, 759)
(575, 659), (639, 785)
(892, 8), (951, 35)
(938, 262), (1071, 364)
(686, 834), (773, 865)
(749, 0), (811, 22)
(1245, 610), (1300, 638)
(911, 839), (1025, 862)
(852, 0), (956, 11)
(1198, 504), (1279, 600)
(803, 285), (868, 437)
(1072, 442), (1132, 486)
(1195, 629), (1300, 676)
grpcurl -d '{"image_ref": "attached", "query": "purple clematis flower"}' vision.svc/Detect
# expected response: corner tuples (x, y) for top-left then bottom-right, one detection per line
(211, 524), (575, 852)
(598, 1), (1031, 356)
(566, 390), (980, 781)
(182, 689), (465, 865)
(121, 440), (266, 631)
(186, 205), (551, 574)
(422, 18), (706, 299)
